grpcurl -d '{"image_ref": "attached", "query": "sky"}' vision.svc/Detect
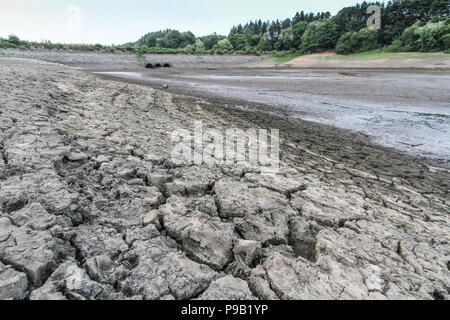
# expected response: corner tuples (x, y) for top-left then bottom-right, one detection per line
(0, 0), (373, 45)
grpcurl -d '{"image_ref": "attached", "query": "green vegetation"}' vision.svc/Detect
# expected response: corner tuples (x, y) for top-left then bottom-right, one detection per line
(336, 28), (379, 54)
(324, 50), (446, 60)
(265, 51), (306, 63)
(1, 1), (448, 56)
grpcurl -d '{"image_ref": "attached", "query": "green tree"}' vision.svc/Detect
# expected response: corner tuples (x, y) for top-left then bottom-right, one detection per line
(301, 20), (339, 53)
(228, 34), (247, 50)
(8, 34), (20, 45)
(256, 33), (272, 51)
(213, 39), (233, 53)
(181, 31), (196, 47)
(165, 30), (182, 48)
(335, 28), (379, 54)
(292, 21), (308, 49)
(279, 27), (294, 50)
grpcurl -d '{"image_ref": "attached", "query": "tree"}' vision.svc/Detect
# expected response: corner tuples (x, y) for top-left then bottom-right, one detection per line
(228, 34), (247, 50)
(292, 21), (308, 49)
(415, 20), (449, 51)
(181, 31), (196, 47)
(8, 35), (20, 45)
(250, 34), (261, 47)
(194, 39), (206, 53)
(201, 33), (222, 50)
(282, 18), (292, 29)
(335, 28), (379, 54)
(213, 39), (233, 53)
(256, 33), (272, 51)
(278, 28), (294, 50)
(165, 30), (182, 48)
(301, 20), (339, 53)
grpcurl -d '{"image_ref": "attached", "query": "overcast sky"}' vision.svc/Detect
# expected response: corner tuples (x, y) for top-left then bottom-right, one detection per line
(0, 0), (373, 44)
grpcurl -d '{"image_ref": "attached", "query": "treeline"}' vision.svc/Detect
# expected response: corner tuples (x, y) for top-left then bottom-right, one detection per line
(133, 0), (449, 55)
(1, 0), (448, 55)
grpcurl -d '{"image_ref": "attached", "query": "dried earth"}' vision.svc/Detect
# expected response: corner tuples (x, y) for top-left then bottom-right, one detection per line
(0, 57), (449, 300)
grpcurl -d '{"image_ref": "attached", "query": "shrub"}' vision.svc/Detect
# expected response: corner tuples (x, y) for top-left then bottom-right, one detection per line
(335, 28), (379, 54)
(390, 20), (450, 52)
(213, 39), (233, 53)
(184, 45), (195, 54)
(335, 32), (359, 54)
(398, 23), (421, 51)
(301, 20), (339, 53)
(415, 20), (448, 51)
(194, 39), (206, 54)
(256, 33), (272, 52)
(8, 35), (21, 45)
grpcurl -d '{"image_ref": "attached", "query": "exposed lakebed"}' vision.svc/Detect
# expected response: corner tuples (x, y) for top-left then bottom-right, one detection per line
(94, 68), (450, 164)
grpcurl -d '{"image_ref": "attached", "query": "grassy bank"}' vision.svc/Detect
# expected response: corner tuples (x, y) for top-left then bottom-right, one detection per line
(324, 50), (449, 61)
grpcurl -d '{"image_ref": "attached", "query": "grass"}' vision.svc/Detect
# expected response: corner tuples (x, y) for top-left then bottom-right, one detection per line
(325, 50), (446, 61)
(263, 51), (306, 63)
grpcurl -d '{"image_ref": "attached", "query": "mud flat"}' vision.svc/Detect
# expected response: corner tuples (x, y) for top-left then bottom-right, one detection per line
(0, 57), (449, 300)
(0, 48), (264, 69)
(93, 67), (450, 165)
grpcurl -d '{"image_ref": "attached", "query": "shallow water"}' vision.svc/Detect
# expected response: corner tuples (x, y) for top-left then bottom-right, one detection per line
(93, 69), (450, 162)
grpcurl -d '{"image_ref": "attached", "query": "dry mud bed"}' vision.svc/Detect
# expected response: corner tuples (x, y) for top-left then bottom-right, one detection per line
(0, 49), (264, 69)
(0, 58), (449, 300)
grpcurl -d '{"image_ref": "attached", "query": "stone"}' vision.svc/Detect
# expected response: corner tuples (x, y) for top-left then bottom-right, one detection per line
(161, 196), (235, 270)
(9, 202), (56, 231)
(29, 262), (118, 300)
(0, 217), (60, 286)
(0, 262), (28, 300)
(197, 276), (256, 300)
(142, 210), (159, 226)
(233, 239), (262, 267)
(119, 236), (216, 300)
(67, 152), (88, 161)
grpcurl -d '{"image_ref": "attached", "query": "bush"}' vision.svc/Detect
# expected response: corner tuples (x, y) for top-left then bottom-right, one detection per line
(184, 45), (195, 54)
(390, 20), (450, 52)
(335, 32), (358, 54)
(398, 23), (421, 51)
(8, 35), (21, 45)
(415, 21), (449, 51)
(335, 28), (379, 54)
(213, 39), (233, 53)
(256, 33), (272, 52)
(301, 20), (339, 53)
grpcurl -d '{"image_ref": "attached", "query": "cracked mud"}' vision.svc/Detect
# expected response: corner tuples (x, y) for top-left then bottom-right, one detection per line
(0, 57), (449, 300)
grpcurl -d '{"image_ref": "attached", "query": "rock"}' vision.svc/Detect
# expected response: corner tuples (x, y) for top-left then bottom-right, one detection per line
(0, 262), (28, 300)
(0, 217), (60, 286)
(165, 166), (217, 197)
(142, 210), (159, 226)
(30, 262), (118, 300)
(288, 218), (322, 261)
(248, 266), (279, 300)
(147, 169), (171, 189)
(67, 152), (88, 161)
(119, 236), (216, 300)
(162, 84), (169, 89)
(213, 178), (259, 218)
(8, 202), (56, 231)
(197, 276), (256, 300)
(289, 181), (367, 227)
(161, 196), (235, 270)
(69, 225), (129, 260)
(233, 239), (262, 267)
(95, 155), (110, 164)
(244, 172), (305, 197)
